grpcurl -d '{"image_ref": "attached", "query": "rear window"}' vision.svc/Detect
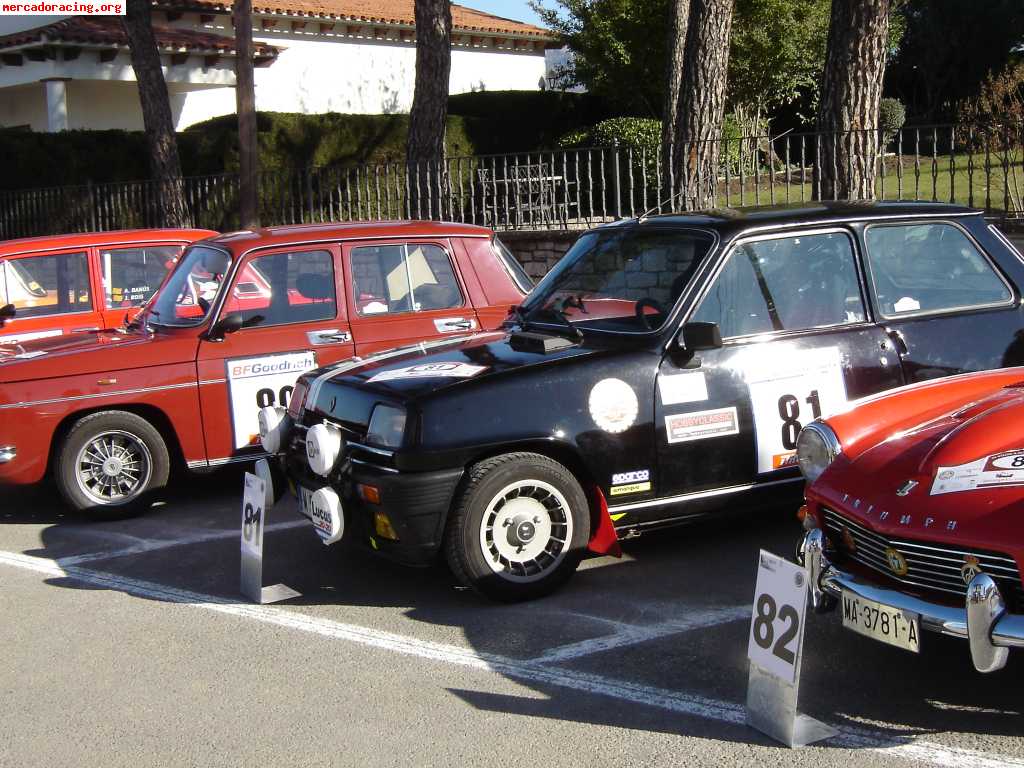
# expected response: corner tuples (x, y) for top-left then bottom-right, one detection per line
(493, 237), (533, 293)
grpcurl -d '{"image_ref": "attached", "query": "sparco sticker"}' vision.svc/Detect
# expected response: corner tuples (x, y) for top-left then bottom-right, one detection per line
(665, 407), (739, 444)
(227, 351), (317, 449)
(744, 346), (848, 474)
(931, 449), (1024, 495)
(588, 378), (638, 433)
(367, 362), (487, 383)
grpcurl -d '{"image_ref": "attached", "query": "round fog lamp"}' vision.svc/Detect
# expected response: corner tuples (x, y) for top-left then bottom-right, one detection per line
(796, 422), (840, 483)
(306, 422), (344, 476)
(258, 406), (288, 454)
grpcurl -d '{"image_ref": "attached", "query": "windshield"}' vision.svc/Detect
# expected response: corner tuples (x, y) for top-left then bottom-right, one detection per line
(520, 227), (715, 333)
(146, 245), (232, 327)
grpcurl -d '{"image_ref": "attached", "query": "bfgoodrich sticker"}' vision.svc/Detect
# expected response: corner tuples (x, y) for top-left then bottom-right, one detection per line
(665, 407), (740, 444)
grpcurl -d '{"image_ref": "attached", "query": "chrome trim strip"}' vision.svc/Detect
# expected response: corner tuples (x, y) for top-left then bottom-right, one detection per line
(989, 224), (1024, 266)
(0, 445), (16, 463)
(608, 476), (802, 513)
(348, 441), (396, 458)
(199, 379), (227, 386)
(0, 381), (197, 410)
(207, 453), (270, 467)
(186, 459), (209, 469)
(350, 456), (400, 474)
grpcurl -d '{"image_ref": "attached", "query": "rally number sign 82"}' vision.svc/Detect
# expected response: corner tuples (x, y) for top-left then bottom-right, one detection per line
(747, 550), (809, 684)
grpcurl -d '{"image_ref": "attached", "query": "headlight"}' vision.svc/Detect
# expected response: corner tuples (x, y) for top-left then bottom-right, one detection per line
(306, 422), (344, 476)
(366, 404), (407, 449)
(796, 421), (841, 483)
(258, 406), (288, 454)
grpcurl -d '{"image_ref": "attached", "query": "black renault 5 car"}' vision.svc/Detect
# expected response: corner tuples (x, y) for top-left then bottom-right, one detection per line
(260, 202), (1024, 601)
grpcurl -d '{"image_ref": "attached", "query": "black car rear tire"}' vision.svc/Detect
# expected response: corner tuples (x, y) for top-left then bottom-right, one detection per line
(56, 410), (171, 519)
(445, 452), (590, 602)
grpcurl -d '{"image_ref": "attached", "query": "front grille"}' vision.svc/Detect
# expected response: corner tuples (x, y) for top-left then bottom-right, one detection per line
(822, 507), (1024, 610)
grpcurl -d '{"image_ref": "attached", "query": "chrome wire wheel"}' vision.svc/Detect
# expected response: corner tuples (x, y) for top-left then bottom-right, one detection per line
(74, 429), (153, 506)
(478, 479), (574, 583)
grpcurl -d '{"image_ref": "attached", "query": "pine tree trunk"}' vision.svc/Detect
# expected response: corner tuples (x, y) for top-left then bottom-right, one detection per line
(234, 0), (259, 229)
(673, 0), (735, 211)
(661, 0), (691, 197)
(406, 0), (451, 219)
(123, 0), (190, 227)
(814, 0), (891, 201)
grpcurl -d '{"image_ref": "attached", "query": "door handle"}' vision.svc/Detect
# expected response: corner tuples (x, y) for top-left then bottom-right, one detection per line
(885, 328), (909, 356)
(434, 317), (476, 333)
(307, 329), (351, 345)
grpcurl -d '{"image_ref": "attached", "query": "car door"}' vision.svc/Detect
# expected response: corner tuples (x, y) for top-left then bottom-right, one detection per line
(197, 244), (354, 461)
(651, 227), (906, 508)
(859, 219), (1024, 381)
(0, 248), (100, 344)
(344, 238), (481, 357)
(97, 243), (186, 329)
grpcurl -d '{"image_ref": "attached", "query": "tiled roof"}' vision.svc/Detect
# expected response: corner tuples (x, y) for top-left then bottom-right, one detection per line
(0, 15), (280, 56)
(163, 0), (552, 38)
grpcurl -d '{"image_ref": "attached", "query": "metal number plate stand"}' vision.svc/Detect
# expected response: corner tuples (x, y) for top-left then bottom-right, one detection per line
(746, 550), (837, 748)
(241, 468), (301, 605)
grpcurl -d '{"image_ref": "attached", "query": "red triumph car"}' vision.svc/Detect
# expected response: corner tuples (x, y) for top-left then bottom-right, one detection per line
(796, 367), (1024, 673)
(0, 221), (530, 517)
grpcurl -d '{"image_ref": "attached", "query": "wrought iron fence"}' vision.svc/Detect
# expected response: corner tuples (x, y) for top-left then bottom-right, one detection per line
(1, 122), (1021, 241)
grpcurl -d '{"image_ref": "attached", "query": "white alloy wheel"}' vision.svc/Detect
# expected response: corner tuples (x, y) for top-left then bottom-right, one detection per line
(477, 479), (574, 583)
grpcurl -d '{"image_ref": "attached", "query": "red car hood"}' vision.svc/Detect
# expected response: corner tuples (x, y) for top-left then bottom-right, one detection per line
(811, 385), (1024, 548)
(0, 328), (198, 384)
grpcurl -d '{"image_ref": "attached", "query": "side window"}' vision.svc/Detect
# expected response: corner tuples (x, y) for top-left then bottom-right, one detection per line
(693, 232), (865, 338)
(101, 245), (182, 309)
(865, 223), (1012, 316)
(0, 252), (92, 318)
(226, 249), (336, 327)
(351, 243), (463, 316)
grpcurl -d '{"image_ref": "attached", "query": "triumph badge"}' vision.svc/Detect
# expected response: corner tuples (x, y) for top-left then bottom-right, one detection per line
(884, 547), (909, 577)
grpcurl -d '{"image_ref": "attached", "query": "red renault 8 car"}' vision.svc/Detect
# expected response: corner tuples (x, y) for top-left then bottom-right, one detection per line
(0, 228), (216, 344)
(796, 367), (1024, 673)
(0, 221), (529, 516)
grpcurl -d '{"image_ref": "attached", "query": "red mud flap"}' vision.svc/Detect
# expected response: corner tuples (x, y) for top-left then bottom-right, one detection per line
(587, 487), (622, 557)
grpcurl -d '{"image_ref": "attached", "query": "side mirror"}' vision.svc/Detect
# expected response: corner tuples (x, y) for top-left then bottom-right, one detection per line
(0, 304), (15, 328)
(678, 321), (722, 352)
(206, 312), (245, 341)
(123, 306), (144, 328)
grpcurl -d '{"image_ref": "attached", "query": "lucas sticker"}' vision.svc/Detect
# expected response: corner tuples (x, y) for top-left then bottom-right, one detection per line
(367, 362), (486, 383)
(658, 371), (708, 405)
(589, 378), (638, 433)
(227, 351), (317, 449)
(931, 450), (1024, 495)
(665, 407), (739, 444)
(744, 346), (848, 474)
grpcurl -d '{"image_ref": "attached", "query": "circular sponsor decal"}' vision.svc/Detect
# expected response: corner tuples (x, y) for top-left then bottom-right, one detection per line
(938, 470), (955, 480)
(588, 378), (638, 434)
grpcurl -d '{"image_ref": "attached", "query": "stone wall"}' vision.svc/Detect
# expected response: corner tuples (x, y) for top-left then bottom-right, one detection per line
(498, 229), (582, 281)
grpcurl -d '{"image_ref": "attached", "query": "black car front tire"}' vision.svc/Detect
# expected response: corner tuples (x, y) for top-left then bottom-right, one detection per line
(445, 452), (590, 602)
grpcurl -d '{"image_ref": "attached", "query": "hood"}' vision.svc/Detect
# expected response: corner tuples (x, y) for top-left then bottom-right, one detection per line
(812, 384), (1024, 542)
(301, 330), (607, 429)
(0, 327), (197, 384)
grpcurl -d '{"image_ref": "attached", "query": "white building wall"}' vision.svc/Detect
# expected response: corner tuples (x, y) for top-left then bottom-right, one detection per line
(0, 82), (47, 130)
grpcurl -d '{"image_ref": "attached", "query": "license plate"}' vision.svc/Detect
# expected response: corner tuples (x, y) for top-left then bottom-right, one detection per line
(841, 591), (921, 652)
(298, 484), (315, 518)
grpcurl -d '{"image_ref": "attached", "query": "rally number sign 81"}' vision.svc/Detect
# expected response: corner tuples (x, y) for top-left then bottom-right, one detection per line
(747, 550), (809, 684)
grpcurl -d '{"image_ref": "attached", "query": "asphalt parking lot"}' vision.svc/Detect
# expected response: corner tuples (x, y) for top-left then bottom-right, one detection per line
(1, 469), (1022, 768)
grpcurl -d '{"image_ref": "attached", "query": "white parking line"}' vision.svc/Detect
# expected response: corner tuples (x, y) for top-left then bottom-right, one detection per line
(0, 549), (1021, 768)
(55, 521), (308, 566)
(535, 605), (751, 662)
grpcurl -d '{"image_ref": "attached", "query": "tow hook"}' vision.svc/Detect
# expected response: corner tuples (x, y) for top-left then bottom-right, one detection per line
(621, 528), (642, 540)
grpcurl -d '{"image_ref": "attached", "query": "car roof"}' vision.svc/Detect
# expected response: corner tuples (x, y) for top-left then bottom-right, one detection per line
(0, 228), (218, 257)
(610, 201), (982, 237)
(208, 220), (494, 254)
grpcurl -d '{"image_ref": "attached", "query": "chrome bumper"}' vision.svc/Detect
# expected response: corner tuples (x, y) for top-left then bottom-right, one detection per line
(0, 445), (15, 464)
(800, 528), (1024, 673)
